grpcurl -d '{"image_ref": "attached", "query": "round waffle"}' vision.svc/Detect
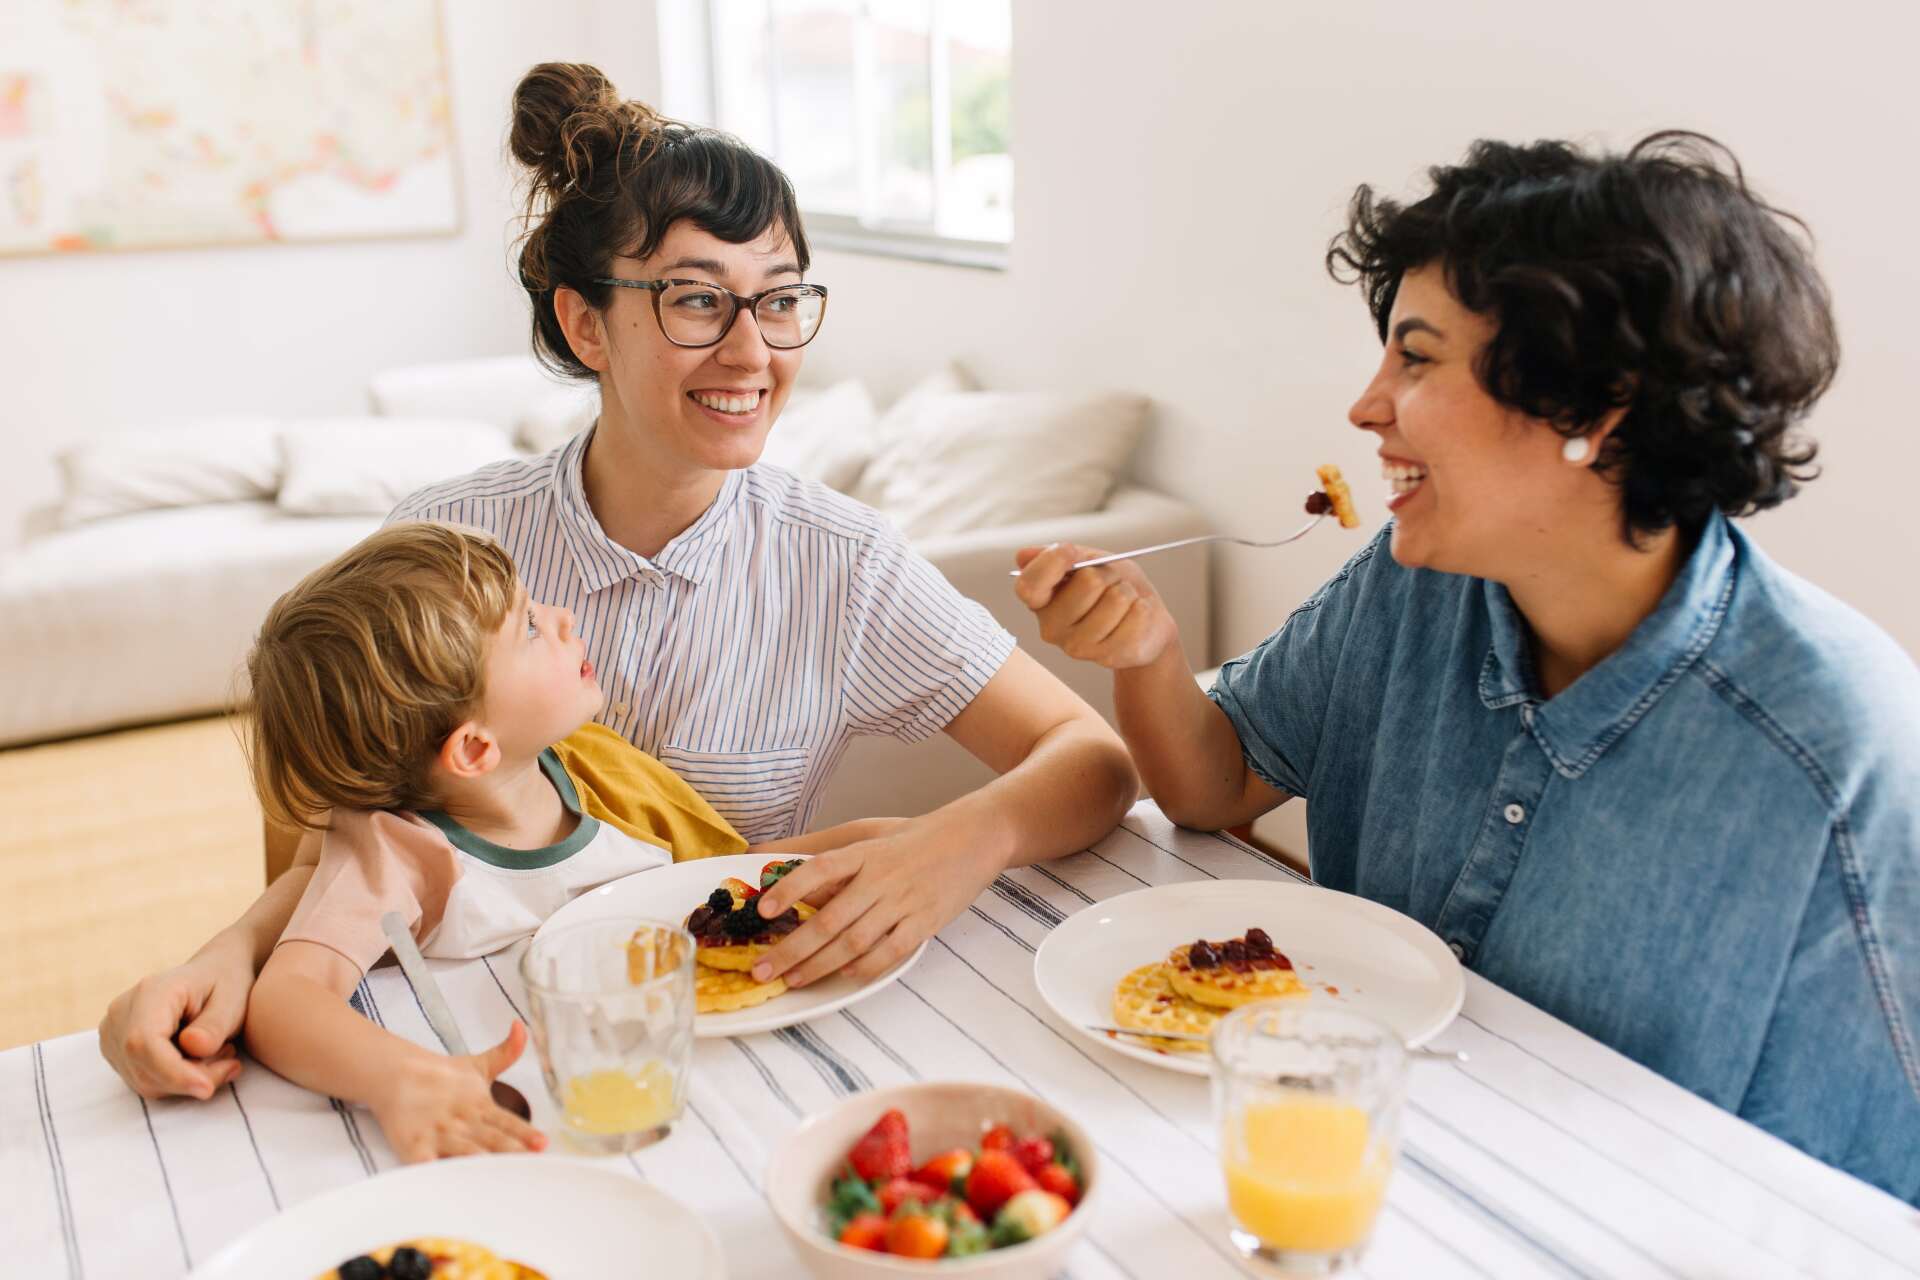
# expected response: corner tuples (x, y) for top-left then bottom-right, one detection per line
(695, 963), (787, 1013)
(1111, 962), (1218, 1054)
(1165, 942), (1307, 1009)
(315, 1238), (546, 1280)
(689, 884), (815, 971)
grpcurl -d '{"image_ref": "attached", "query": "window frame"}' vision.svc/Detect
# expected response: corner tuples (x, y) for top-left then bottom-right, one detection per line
(661, 0), (1011, 270)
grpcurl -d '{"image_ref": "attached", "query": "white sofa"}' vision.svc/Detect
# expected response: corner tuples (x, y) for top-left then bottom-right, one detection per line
(0, 360), (1211, 825)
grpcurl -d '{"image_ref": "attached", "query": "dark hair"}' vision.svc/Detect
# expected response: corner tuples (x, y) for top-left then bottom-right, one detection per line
(509, 62), (810, 379)
(1326, 131), (1837, 543)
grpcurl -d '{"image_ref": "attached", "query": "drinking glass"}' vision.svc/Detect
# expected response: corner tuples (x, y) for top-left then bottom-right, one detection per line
(1210, 1002), (1408, 1275)
(520, 917), (696, 1154)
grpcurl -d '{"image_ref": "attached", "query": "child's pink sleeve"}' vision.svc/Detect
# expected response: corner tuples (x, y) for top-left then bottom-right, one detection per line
(277, 810), (459, 976)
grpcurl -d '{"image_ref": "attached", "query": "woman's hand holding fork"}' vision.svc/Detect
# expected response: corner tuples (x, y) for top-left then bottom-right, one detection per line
(1012, 542), (1184, 671)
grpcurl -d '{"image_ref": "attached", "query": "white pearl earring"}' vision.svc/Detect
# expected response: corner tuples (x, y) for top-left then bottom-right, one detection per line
(1562, 435), (1592, 464)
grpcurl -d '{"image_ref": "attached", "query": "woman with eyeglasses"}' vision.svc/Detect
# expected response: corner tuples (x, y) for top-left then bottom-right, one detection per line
(1017, 133), (1919, 1202)
(97, 62), (1136, 1104)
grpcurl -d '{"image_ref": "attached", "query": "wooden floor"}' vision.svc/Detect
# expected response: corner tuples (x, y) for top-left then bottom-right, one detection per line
(0, 716), (264, 1050)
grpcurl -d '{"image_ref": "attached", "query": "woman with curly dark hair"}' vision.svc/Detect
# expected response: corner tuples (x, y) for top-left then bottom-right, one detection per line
(1019, 132), (1919, 1201)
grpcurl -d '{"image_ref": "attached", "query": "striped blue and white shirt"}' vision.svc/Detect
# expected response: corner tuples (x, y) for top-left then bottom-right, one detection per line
(387, 429), (1015, 842)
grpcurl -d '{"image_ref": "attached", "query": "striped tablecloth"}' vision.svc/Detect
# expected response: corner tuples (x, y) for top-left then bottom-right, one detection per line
(5, 801), (1917, 1279)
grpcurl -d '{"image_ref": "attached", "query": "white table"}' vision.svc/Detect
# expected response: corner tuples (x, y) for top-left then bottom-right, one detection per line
(5, 801), (1917, 1279)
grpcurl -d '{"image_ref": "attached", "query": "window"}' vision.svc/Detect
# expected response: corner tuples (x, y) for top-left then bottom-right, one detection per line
(663, 0), (1012, 268)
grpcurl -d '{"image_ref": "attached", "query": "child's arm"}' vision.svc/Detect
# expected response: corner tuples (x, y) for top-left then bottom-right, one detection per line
(246, 941), (546, 1163)
(748, 816), (909, 856)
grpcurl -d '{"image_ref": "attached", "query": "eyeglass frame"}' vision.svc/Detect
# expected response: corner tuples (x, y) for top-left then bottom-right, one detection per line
(590, 277), (830, 350)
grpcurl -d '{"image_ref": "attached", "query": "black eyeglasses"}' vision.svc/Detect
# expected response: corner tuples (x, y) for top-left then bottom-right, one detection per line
(592, 277), (829, 350)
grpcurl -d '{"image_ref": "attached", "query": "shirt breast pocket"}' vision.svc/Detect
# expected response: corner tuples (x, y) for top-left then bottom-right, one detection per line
(654, 744), (812, 844)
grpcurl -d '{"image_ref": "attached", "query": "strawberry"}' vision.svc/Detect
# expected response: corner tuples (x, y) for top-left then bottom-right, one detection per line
(915, 1147), (974, 1192)
(1035, 1162), (1080, 1205)
(884, 1211), (949, 1259)
(965, 1149), (1038, 1219)
(838, 1212), (888, 1251)
(1011, 1135), (1054, 1174)
(847, 1108), (911, 1181)
(980, 1123), (1016, 1152)
(876, 1176), (942, 1217)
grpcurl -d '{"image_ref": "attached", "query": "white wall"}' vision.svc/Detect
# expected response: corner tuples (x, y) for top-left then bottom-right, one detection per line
(796, 0), (1920, 666)
(0, 1), (662, 544)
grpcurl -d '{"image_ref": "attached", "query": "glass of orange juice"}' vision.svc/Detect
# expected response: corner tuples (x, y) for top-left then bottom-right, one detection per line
(520, 917), (696, 1154)
(1210, 1002), (1407, 1275)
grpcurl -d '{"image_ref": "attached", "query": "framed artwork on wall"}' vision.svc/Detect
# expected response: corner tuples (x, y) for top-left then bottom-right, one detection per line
(0, 0), (460, 256)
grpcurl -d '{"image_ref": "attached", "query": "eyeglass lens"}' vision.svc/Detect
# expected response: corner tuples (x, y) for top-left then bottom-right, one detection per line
(657, 283), (824, 349)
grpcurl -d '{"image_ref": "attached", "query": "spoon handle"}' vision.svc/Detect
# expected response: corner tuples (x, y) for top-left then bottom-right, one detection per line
(380, 911), (471, 1056)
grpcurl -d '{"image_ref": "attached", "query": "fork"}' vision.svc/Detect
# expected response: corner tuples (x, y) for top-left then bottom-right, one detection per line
(1006, 513), (1325, 578)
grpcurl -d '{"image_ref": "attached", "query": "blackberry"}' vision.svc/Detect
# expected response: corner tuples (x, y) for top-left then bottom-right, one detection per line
(706, 887), (734, 913)
(722, 905), (765, 938)
(387, 1246), (432, 1280)
(337, 1258), (382, 1280)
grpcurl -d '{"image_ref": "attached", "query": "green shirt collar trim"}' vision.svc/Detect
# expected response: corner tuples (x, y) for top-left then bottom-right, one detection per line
(419, 748), (601, 869)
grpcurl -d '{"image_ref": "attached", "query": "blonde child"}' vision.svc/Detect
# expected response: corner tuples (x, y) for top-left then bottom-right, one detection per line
(241, 522), (891, 1162)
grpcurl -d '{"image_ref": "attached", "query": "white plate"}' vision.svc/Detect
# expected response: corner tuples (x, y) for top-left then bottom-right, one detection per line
(1033, 879), (1464, 1075)
(188, 1153), (724, 1279)
(536, 853), (926, 1037)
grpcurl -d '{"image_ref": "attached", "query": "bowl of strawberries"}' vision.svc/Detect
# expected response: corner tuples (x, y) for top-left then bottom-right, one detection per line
(765, 1081), (1098, 1279)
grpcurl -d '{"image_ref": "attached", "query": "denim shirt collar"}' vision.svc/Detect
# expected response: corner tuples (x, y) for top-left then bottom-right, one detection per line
(1478, 511), (1739, 779)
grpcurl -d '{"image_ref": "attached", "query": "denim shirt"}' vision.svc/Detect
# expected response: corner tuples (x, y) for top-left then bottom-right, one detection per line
(1210, 512), (1920, 1203)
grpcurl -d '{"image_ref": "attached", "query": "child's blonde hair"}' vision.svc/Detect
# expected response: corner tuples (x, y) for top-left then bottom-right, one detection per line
(245, 522), (518, 830)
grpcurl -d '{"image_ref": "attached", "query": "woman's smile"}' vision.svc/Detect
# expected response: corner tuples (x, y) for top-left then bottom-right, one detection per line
(1381, 454), (1429, 512)
(687, 387), (767, 421)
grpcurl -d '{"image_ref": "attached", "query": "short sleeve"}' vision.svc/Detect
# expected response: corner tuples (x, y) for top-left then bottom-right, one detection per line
(840, 522), (1016, 742)
(278, 809), (460, 976)
(1207, 530), (1387, 799)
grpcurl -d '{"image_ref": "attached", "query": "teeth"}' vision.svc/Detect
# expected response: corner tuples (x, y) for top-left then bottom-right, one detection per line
(1382, 461), (1428, 496)
(693, 391), (759, 414)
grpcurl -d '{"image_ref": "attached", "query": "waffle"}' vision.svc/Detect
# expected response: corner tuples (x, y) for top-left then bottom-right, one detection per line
(695, 962), (787, 1013)
(1165, 940), (1307, 1009)
(1316, 464), (1361, 528)
(1111, 962), (1218, 1054)
(315, 1238), (546, 1280)
(687, 879), (814, 971)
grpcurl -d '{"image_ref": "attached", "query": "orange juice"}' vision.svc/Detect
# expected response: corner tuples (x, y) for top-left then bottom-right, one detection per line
(1223, 1095), (1390, 1252)
(561, 1060), (677, 1136)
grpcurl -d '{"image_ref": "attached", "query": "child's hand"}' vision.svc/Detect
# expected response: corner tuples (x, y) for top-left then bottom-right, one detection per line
(369, 1021), (547, 1163)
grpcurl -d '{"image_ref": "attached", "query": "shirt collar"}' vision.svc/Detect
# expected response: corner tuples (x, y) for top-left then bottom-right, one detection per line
(1478, 511), (1738, 778)
(550, 426), (743, 594)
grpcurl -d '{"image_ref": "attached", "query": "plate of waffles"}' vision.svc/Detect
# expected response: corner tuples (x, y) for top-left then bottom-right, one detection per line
(534, 853), (927, 1038)
(1032, 878), (1463, 1076)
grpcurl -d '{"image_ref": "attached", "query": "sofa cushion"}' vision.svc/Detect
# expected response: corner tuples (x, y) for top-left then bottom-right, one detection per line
(758, 378), (879, 490)
(56, 418), (282, 527)
(854, 390), (1149, 540)
(276, 419), (517, 516)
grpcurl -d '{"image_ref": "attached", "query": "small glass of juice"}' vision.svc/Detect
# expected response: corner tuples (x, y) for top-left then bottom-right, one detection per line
(520, 917), (696, 1154)
(1210, 1002), (1407, 1275)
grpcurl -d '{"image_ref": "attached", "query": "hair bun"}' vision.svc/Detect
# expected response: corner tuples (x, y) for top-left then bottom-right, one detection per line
(509, 62), (660, 194)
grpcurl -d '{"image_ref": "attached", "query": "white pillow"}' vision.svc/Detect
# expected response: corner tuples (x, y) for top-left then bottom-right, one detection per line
(516, 382), (600, 454)
(847, 364), (978, 506)
(758, 378), (878, 491)
(57, 417), (282, 527)
(276, 419), (517, 516)
(858, 390), (1149, 539)
(368, 356), (566, 434)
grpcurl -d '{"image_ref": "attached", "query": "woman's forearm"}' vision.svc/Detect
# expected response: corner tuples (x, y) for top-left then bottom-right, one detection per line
(943, 712), (1136, 870)
(1114, 643), (1262, 829)
(199, 860), (316, 976)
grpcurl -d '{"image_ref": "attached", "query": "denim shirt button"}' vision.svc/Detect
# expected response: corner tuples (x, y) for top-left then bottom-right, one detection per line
(1448, 940), (1467, 962)
(1503, 802), (1526, 825)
